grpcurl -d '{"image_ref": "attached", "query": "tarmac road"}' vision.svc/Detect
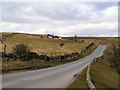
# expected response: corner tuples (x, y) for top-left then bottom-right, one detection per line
(2, 45), (106, 88)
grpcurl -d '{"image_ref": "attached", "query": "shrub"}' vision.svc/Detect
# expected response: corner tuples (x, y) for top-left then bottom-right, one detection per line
(13, 43), (31, 59)
(60, 42), (64, 47)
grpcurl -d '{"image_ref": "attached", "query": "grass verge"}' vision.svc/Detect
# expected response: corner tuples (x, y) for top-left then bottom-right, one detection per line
(90, 58), (119, 88)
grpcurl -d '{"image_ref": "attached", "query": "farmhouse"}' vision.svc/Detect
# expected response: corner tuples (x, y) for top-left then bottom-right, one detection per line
(58, 36), (62, 40)
(29, 33), (62, 39)
(47, 34), (54, 39)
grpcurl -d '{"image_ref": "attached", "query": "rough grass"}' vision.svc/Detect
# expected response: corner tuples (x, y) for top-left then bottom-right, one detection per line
(90, 58), (119, 88)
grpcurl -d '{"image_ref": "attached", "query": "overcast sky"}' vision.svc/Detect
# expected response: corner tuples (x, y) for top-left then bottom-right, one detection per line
(0, 2), (118, 37)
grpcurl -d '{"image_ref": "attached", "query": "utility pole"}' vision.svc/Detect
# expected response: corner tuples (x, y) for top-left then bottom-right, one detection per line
(46, 24), (48, 35)
(46, 30), (48, 35)
(88, 34), (89, 37)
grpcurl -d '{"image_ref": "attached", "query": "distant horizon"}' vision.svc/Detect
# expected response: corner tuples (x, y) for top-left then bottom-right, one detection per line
(0, 32), (118, 37)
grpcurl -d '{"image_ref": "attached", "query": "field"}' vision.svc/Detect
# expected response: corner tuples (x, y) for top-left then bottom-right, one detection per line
(1, 33), (99, 55)
(1, 33), (116, 54)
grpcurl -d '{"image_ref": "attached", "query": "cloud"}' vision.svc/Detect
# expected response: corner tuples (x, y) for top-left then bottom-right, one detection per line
(1, 2), (118, 37)
(34, 22), (117, 36)
(2, 2), (117, 23)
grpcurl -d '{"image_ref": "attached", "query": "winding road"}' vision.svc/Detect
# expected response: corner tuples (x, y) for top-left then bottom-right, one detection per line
(2, 45), (106, 88)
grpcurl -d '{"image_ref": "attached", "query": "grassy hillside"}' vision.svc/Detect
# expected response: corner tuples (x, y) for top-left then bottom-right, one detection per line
(1, 33), (98, 55)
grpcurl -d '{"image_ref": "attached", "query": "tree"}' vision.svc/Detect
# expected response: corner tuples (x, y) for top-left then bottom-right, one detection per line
(13, 43), (30, 60)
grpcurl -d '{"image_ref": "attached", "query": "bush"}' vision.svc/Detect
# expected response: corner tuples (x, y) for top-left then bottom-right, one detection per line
(13, 43), (31, 59)
(60, 42), (64, 47)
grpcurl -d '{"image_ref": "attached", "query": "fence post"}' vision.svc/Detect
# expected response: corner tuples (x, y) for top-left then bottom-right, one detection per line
(3, 44), (6, 57)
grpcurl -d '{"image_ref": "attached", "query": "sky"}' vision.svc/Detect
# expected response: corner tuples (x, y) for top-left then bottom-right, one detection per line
(0, 1), (118, 37)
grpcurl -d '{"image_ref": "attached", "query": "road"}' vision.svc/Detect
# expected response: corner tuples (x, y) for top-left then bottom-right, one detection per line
(2, 45), (106, 88)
